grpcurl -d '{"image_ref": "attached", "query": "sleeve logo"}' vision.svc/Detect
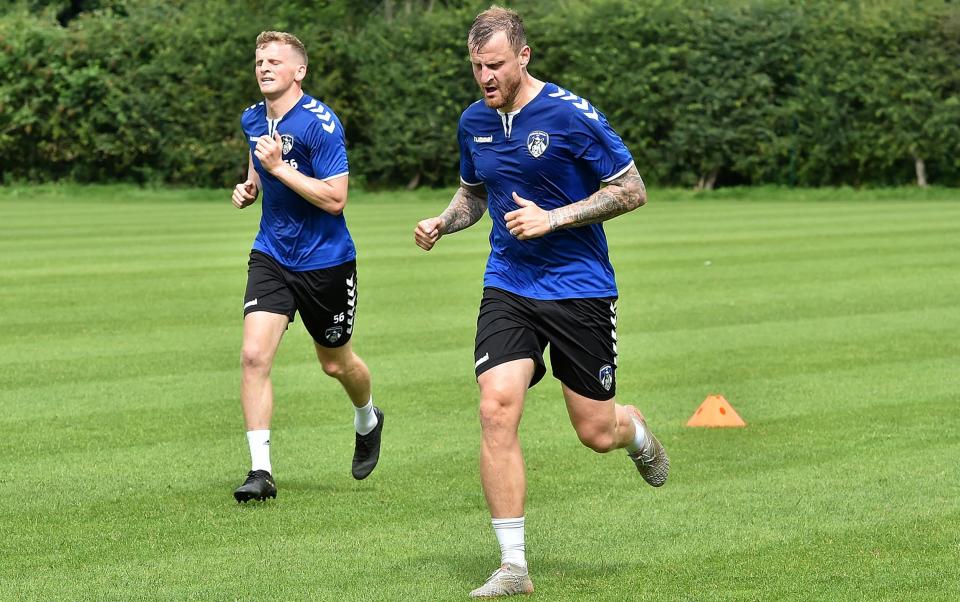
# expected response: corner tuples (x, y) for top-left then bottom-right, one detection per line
(527, 130), (550, 158)
(548, 86), (599, 121)
(302, 99), (337, 134)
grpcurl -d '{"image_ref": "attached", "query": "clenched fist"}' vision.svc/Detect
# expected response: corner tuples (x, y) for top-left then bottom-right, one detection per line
(232, 179), (259, 209)
(414, 217), (444, 251)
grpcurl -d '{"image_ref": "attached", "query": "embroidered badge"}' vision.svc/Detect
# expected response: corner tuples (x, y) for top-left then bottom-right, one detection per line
(527, 130), (549, 158)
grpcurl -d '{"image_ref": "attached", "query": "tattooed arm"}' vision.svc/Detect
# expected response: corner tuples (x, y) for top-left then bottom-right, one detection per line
(414, 182), (488, 251)
(548, 165), (646, 231)
(438, 182), (489, 234)
(504, 165), (646, 240)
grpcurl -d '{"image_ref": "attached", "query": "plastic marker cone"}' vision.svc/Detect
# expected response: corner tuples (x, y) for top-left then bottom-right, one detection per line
(686, 394), (746, 427)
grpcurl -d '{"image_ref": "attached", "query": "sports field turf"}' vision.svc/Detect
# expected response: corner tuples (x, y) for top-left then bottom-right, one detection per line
(1, 185), (958, 600)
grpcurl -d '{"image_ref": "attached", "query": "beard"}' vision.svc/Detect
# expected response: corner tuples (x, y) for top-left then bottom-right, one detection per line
(482, 73), (522, 110)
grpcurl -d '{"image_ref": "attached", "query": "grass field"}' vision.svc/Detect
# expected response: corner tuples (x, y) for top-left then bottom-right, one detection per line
(1, 185), (959, 601)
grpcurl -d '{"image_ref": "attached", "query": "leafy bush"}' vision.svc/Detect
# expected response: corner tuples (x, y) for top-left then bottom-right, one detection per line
(1, 0), (957, 188)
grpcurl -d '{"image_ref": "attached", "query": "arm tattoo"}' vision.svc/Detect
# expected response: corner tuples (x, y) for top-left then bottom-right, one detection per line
(439, 183), (488, 235)
(547, 165), (646, 232)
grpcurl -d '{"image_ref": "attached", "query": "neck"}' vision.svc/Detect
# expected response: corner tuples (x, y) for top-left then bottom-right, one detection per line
(264, 87), (303, 120)
(502, 74), (544, 113)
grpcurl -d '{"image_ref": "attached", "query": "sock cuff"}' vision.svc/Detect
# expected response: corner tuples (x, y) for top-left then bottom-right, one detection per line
(626, 415), (647, 453)
(246, 429), (270, 443)
(246, 429), (272, 473)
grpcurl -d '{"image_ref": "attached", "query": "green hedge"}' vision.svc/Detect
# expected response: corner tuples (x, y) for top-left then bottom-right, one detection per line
(1, 0), (958, 188)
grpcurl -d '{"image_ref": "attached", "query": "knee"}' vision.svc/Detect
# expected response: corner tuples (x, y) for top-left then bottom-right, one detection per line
(320, 356), (349, 379)
(576, 425), (617, 453)
(240, 344), (271, 374)
(478, 395), (515, 435)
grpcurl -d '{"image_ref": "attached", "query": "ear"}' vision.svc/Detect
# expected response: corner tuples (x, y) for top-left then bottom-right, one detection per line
(294, 64), (307, 83)
(519, 45), (531, 68)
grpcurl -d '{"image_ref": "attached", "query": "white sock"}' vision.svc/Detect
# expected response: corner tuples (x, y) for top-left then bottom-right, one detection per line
(247, 429), (272, 473)
(354, 398), (378, 435)
(626, 416), (647, 453)
(492, 517), (526, 568)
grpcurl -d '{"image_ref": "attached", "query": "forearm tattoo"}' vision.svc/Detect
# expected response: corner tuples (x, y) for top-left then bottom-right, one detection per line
(548, 165), (646, 231)
(439, 184), (488, 235)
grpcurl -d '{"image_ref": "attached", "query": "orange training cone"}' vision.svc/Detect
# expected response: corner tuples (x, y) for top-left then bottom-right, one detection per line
(686, 394), (746, 427)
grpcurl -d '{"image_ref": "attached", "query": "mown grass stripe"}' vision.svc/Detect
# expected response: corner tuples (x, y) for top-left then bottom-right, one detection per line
(0, 185), (957, 600)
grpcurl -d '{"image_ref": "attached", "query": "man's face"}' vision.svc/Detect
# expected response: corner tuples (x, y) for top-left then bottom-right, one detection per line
(470, 31), (528, 110)
(255, 42), (305, 99)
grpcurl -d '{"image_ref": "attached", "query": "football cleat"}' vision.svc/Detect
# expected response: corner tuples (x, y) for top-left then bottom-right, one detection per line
(469, 563), (534, 598)
(233, 469), (277, 502)
(627, 407), (670, 487)
(351, 406), (384, 480)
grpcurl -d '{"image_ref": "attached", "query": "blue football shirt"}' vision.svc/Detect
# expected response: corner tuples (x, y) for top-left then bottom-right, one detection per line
(458, 83), (635, 300)
(241, 93), (355, 271)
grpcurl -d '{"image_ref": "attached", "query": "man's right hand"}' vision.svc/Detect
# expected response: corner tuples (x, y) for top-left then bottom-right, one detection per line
(232, 180), (259, 209)
(414, 217), (443, 251)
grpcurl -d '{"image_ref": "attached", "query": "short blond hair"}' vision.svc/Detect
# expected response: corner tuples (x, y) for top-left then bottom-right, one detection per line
(256, 31), (308, 66)
(468, 5), (526, 54)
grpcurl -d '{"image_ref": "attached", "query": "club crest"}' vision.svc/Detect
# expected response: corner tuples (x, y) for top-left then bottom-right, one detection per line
(324, 326), (343, 343)
(281, 134), (294, 155)
(527, 130), (549, 158)
(598, 364), (614, 391)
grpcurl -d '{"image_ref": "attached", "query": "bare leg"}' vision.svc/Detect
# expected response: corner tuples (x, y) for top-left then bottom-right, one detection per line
(563, 384), (670, 486)
(468, 359), (537, 596)
(478, 359), (535, 518)
(318, 341), (382, 480)
(314, 340), (371, 407)
(240, 311), (290, 430)
(561, 384), (636, 453)
(234, 311), (288, 500)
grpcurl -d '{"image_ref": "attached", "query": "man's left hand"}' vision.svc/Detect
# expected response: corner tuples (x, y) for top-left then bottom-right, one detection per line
(254, 131), (284, 174)
(504, 192), (551, 240)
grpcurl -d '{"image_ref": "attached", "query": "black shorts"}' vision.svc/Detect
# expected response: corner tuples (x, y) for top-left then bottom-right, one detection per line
(474, 287), (619, 401)
(243, 250), (357, 347)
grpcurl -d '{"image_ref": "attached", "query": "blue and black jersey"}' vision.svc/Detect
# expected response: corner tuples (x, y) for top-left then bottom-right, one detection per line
(458, 83), (635, 300)
(241, 93), (354, 271)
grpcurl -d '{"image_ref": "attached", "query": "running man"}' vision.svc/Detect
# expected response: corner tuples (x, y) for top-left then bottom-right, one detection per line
(231, 31), (383, 503)
(413, 7), (668, 597)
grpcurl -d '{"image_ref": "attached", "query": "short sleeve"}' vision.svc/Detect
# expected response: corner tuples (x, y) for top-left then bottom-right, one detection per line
(308, 118), (349, 181)
(240, 111), (253, 143)
(568, 108), (634, 183)
(459, 121), (481, 186)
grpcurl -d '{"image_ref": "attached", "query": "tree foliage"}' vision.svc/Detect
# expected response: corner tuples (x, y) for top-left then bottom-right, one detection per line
(1, 0), (957, 188)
